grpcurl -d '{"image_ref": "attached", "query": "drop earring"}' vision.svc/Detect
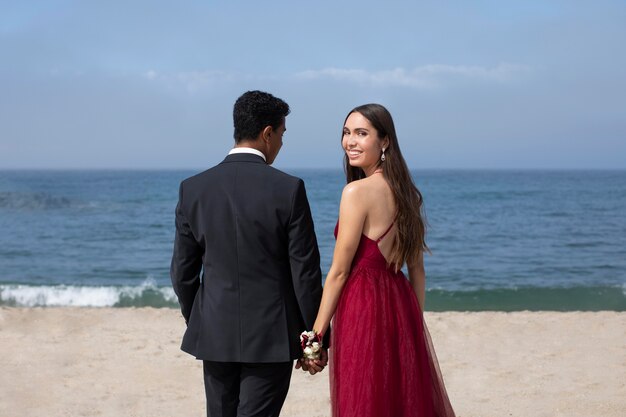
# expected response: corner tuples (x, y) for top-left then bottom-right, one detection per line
(381, 148), (386, 162)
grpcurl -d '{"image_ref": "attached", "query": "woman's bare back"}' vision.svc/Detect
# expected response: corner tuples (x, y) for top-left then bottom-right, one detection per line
(358, 173), (397, 263)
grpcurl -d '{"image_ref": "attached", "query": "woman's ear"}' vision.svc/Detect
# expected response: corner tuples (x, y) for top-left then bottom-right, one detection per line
(383, 136), (390, 150)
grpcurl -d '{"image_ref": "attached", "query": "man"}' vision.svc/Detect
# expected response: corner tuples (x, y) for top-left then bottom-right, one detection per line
(171, 90), (328, 417)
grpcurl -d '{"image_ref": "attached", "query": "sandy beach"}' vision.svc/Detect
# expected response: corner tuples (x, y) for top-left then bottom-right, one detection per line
(0, 308), (624, 417)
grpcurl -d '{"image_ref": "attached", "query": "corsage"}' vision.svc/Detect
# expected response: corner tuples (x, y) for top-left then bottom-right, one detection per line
(300, 330), (323, 360)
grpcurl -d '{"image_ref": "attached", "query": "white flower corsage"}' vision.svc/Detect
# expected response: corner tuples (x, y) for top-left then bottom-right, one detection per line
(300, 330), (323, 360)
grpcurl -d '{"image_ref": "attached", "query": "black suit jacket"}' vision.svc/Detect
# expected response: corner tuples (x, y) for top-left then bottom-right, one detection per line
(171, 153), (326, 362)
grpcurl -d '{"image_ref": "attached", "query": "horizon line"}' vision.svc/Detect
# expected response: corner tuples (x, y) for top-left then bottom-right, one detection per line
(1, 167), (625, 172)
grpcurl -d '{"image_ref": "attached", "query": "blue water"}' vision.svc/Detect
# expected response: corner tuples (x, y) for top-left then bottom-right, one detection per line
(1, 169), (625, 310)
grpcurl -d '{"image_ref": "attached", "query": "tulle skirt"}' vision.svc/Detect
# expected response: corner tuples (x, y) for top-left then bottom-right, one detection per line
(330, 265), (456, 417)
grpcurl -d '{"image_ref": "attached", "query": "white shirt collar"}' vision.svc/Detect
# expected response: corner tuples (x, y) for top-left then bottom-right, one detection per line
(228, 147), (267, 162)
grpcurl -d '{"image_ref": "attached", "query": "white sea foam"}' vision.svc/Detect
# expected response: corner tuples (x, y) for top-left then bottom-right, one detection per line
(0, 278), (177, 307)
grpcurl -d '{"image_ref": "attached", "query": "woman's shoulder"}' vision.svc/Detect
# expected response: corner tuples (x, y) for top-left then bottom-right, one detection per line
(342, 177), (373, 196)
(341, 176), (386, 202)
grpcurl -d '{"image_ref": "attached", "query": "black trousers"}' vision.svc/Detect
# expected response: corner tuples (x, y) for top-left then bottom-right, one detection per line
(202, 361), (293, 417)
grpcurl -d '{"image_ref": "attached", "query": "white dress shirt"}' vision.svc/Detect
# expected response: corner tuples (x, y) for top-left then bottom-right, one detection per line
(228, 147), (266, 162)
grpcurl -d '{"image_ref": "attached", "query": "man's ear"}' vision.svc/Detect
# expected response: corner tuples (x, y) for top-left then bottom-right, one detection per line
(262, 125), (273, 143)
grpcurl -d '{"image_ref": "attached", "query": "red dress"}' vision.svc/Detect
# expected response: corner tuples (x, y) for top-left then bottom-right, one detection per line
(330, 222), (456, 417)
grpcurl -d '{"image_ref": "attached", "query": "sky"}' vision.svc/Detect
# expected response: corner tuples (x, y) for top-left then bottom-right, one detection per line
(1, 0), (625, 170)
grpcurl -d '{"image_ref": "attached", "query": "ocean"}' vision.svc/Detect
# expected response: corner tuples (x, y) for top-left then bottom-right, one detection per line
(0, 169), (625, 311)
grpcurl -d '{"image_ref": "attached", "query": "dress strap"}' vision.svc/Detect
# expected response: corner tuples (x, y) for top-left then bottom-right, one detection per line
(375, 222), (395, 243)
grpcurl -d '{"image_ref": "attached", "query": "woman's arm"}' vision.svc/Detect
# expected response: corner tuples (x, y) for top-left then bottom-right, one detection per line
(407, 251), (426, 310)
(312, 182), (367, 337)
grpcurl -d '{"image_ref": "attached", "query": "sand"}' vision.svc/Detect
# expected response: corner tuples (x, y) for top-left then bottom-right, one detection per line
(0, 308), (624, 417)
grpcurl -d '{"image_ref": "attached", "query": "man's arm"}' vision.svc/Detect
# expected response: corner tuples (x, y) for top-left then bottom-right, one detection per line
(287, 180), (325, 340)
(170, 182), (202, 323)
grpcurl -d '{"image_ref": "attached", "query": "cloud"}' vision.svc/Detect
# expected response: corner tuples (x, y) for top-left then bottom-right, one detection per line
(137, 63), (533, 95)
(142, 70), (239, 93)
(294, 63), (533, 89)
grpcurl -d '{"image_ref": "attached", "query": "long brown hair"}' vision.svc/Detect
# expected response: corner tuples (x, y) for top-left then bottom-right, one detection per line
(343, 103), (429, 267)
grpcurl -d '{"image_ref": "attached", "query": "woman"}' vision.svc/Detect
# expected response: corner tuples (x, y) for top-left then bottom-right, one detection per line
(308, 104), (455, 416)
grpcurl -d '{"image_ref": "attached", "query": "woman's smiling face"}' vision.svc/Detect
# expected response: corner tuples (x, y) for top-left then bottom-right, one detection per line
(342, 111), (387, 173)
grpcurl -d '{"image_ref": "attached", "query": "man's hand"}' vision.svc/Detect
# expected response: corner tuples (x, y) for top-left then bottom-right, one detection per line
(294, 358), (308, 372)
(296, 348), (328, 375)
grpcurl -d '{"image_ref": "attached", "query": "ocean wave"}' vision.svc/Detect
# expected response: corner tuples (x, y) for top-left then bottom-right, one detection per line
(1, 282), (625, 311)
(0, 278), (178, 307)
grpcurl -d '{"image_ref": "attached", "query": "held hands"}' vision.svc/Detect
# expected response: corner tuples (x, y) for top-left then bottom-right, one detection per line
(295, 348), (328, 375)
(296, 330), (326, 374)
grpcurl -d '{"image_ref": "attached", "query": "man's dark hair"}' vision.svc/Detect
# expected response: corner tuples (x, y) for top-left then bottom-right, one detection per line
(233, 90), (290, 143)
